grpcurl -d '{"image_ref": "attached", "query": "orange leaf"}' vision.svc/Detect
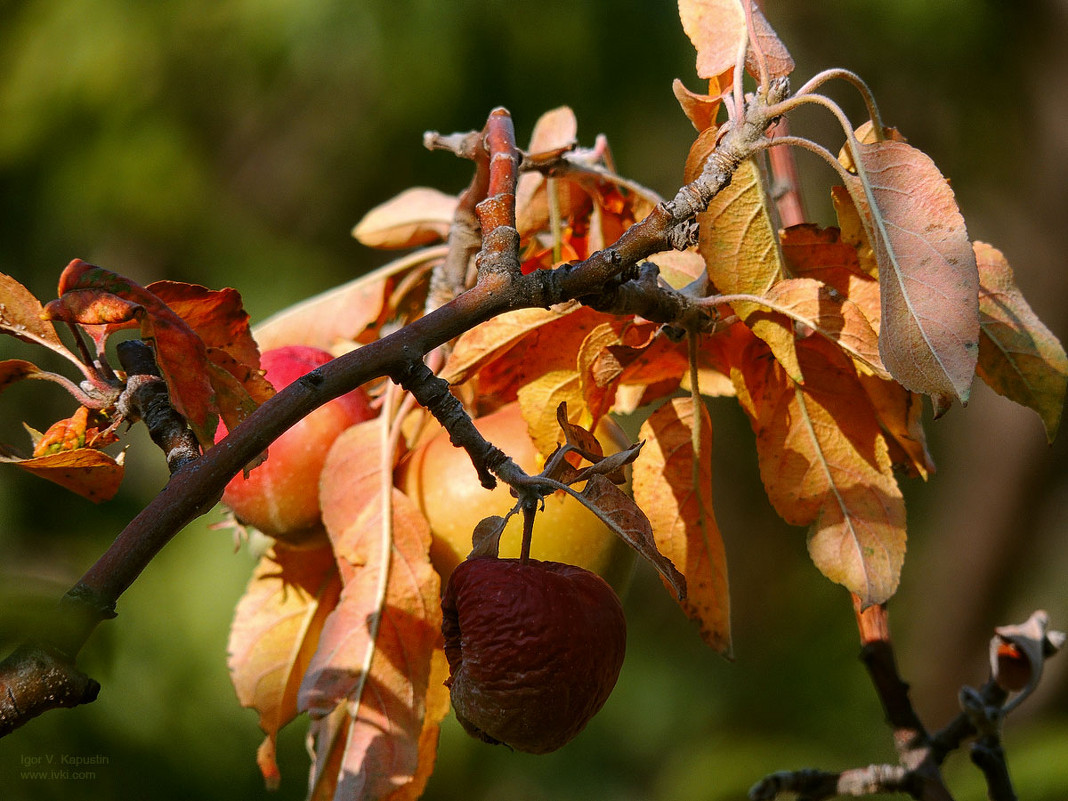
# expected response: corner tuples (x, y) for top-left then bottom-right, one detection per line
(228, 544), (342, 785)
(678, 0), (793, 83)
(634, 397), (730, 654)
(857, 373), (935, 480)
(845, 141), (980, 409)
(302, 419), (443, 801)
(1, 447), (124, 503)
(0, 359), (44, 394)
(353, 187), (458, 250)
(738, 337), (906, 605)
(974, 242), (1068, 442)
(516, 106), (579, 236)
(0, 272), (72, 357)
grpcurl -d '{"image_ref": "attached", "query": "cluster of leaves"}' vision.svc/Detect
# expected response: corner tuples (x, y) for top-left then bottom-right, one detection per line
(1, 2), (1065, 799)
(0, 261), (270, 501)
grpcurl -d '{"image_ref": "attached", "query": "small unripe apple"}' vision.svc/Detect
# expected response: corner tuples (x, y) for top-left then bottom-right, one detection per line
(217, 345), (374, 542)
(442, 556), (627, 754)
(397, 402), (633, 585)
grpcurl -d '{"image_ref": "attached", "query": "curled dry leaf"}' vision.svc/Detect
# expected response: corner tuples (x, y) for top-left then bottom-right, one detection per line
(352, 187), (458, 250)
(0, 446), (124, 503)
(300, 419), (445, 801)
(974, 242), (1068, 442)
(990, 610), (1066, 708)
(671, 78), (723, 132)
(0, 272), (73, 357)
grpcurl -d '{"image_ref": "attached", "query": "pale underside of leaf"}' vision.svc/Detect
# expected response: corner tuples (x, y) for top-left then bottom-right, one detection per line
(678, 0), (794, 82)
(847, 141), (980, 407)
(352, 187), (458, 249)
(634, 397), (730, 654)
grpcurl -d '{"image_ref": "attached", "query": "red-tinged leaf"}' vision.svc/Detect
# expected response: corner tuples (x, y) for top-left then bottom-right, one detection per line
(228, 543), (342, 785)
(743, 337), (907, 605)
(678, 0), (793, 83)
(353, 188), (458, 250)
(48, 260), (219, 447)
(0, 272), (80, 363)
(301, 419), (442, 801)
(845, 141), (980, 408)
(974, 242), (1068, 442)
(857, 373), (935, 480)
(577, 320), (634, 423)
(148, 281), (262, 369)
(253, 248), (445, 353)
(0, 447), (124, 502)
(671, 78), (722, 132)
(42, 288), (144, 327)
(634, 397), (730, 654)
(204, 351), (272, 435)
(754, 277), (888, 379)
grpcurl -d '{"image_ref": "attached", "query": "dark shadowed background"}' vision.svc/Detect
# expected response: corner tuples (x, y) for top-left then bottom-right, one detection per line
(1, 1), (1066, 799)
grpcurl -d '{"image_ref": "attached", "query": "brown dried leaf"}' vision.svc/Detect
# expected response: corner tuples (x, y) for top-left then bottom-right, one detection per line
(857, 373), (934, 480)
(581, 472), (686, 600)
(301, 419), (443, 801)
(148, 280), (261, 369)
(353, 187), (458, 250)
(974, 242), (1068, 442)
(846, 141), (980, 408)
(634, 397), (730, 653)
(227, 544), (342, 785)
(671, 79), (722, 132)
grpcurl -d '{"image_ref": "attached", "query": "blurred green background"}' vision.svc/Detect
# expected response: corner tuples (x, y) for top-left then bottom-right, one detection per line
(1, 1), (1066, 799)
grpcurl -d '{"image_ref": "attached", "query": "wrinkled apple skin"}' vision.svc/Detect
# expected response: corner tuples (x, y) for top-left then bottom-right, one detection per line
(442, 557), (627, 754)
(398, 402), (634, 586)
(218, 345), (374, 540)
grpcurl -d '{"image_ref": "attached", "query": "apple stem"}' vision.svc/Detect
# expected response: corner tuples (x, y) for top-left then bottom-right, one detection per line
(519, 501), (536, 564)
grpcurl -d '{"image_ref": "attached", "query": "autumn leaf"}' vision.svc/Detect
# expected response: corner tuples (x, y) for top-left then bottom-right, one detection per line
(0, 272), (83, 369)
(227, 544), (342, 788)
(734, 336), (906, 605)
(517, 106), (579, 236)
(678, 0), (794, 84)
(974, 242), (1068, 442)
(147, 281), (261, 369)
(0, 445), (124, 503)
(633, 397), (730, 654)
(300, 419), (443, 801)
(857, 373), (935, 480)
(44, 260), (219, 447)
(844, 141), (980, 409)
(254, 248), (446, 353)
(353, 187), (458, 250)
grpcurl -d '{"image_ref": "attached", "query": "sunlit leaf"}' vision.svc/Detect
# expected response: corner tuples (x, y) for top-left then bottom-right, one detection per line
(844, 141), (980, 408)
(353, 188), (458, 250)
(301, 419), (443, 801)
(0, 272), (80, 366)
(857, 373), (934, 480)
(634, 397), (730, 654)
(228, 544), (342, 788)
(974, 242), (1068, 442)
(148, 280), (262, 369)
(678, 0), (794, 83)
(733, 337), (906, 605)
(45, 260), (219, 447)
(0, 446), (124, 503)
(688, 137), (797, 380)
(671, 79), (722, 132)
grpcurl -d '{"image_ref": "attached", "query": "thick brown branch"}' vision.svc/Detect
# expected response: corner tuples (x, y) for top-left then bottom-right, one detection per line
(0, 642), (100, 737)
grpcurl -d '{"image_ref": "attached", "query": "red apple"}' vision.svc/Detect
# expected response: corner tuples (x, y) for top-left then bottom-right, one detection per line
(217, 345), (374, 542)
